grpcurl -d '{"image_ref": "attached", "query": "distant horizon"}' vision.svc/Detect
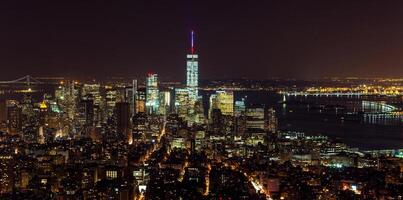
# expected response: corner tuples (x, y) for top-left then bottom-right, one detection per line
(0, 72), (403, 83)
(1, 74), (403, 82)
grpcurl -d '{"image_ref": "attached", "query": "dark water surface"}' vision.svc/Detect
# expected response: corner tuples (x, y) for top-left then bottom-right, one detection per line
(203, 90), (402, 150)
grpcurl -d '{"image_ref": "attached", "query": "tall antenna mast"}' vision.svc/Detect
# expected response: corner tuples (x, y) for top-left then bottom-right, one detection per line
(191, 30), (195, 54)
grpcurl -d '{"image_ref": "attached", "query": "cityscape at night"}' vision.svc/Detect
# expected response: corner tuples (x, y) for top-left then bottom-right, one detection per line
(0, 1), (402, 200)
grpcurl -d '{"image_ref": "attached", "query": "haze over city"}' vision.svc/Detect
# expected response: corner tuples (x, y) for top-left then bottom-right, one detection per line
(1, 0), (403, 80)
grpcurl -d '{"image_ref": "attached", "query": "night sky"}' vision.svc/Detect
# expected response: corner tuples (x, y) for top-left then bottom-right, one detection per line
(1, 0), (403, 80)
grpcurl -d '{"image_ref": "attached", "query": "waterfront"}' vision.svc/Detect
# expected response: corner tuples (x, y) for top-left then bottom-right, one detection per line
(234, 91), (402, 150)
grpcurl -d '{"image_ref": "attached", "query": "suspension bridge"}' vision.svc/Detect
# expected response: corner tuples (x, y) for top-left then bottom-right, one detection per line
(0, 75), (43, 86)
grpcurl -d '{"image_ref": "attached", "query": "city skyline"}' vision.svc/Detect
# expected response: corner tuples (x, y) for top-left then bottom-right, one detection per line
(0, 2), (402, 199)
(2, 1), (403, 80)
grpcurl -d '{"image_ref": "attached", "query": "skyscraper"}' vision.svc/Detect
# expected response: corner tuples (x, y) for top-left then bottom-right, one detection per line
(136, 87), (146, 113)
(234, 97), (246, 117)
(174, 88), (190, 119)
(131, 79), (138, 115)
(245, 106), (265, 130)
(186, 30), (199, 102)
(125, 79), (138, 117)
(209, 91), (234, 117)
(146, 73), (159, 114)
(158, 90), (171, 115)
(7, 101), (22, 135)
(0, 99), (6, 124)
(116, 102), (131, 142)
(266, 108), (278, 133)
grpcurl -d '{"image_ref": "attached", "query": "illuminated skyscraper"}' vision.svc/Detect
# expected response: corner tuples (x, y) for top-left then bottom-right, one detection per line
(234, 97), (246, 117)
(6, 101), (22, 135)
(266, 108), (278, 133)
(245, 106), (265, 130)
(131, 79), (137, 115)
(158, 90), (171, 115)
(82, 84), (103, 125)
(105, 89), (117, 118)
(209, 90), (234, 117)
(136, 87), (146, 113)
(146, 73), (159, 114)
(124, 79), (138, 117)
(174, 88), (190, 119)
(186, 30), (198, 102)
(82, 84), (102, 106)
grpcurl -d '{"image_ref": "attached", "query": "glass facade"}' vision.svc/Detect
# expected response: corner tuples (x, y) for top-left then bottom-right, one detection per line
(146, 73), (159, 114)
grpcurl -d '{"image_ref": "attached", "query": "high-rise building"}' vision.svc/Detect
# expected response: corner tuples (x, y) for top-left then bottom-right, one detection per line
(158, 90), (171, 115)
(245, 106), (265, 130)
(82, 84), (103, 126)
(211, 108), (223, 133)
(6, 101), (22, 135)
(82, 99), (94, 127)
(0, 99), (6, 124)
(146, 73), (159, 114)
(82, 84), (102, 107)
(56, 81), (78, 120)
(209, 91), (234, 118)
(266, 108), (278, 133)
(39, 100), (48, 126)
(174, 88), (190, 120)
(234, 97), (246, 117)
(124, 80), (138, 117)
(186, 30), (199, 103)
(136, 87), (146, 113)
(130, 79), (137, 115)
(116, 102), (131, 142)
(21, 95), (34, 119)
(105, 88), (117, 118)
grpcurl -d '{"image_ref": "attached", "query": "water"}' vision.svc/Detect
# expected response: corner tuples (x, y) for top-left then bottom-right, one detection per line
(203, 90), (403, 150)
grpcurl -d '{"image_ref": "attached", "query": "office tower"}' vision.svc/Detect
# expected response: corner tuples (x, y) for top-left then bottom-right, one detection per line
(82, 99), (94, 127)
(105, 89), (117, 118)
(0, 99), (6, 123)
(55, 85), (64, 101)
(245, 105), (266, 130)
(82, 84), (103, 125)
(132, 112), (148, 142)
(6, 101), (22, 135)
(234, 97), (246, 117)
(186, 31), (199, 102)
(209, 90), (234, 118)
(136, 87), (146, 113)
(235, 114), (247, 136)
(82, 84), (102, 106)
(131, 79), (137, 115)
(21, 95), (34, 119)
(211, 108), (223, 134)
(266, 108), (278, 133)
(158, 90), (171, 115)
(56, 81), (78, 120)
(37, 100), (48, 144)
(116, 102), (131, 142)
(193, 99), (205, 125)
(186, 30), (199, 103)
(146, 73), (159, 114)
(174, 88), (190, 120)
(39, 100), (48, 125)
(124, 81), (137, 116)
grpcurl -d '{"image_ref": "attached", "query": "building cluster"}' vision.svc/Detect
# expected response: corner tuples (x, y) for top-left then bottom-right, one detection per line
(0, 32), (402, 199)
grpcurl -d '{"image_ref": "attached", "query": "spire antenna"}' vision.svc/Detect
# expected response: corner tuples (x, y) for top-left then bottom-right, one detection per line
(191, 30), (195, 54)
